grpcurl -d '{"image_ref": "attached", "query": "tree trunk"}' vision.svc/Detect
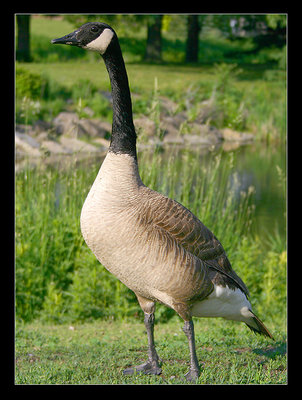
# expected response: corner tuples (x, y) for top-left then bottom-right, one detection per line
(185, 15), (201, 63)
(16, 15), (31, 62)
(144, 15), (163, 62)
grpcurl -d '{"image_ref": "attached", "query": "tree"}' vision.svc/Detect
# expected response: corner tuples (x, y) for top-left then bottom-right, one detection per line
(65, 14), (163, 63)
(185, 15), (202, 63)
(144, 15), (163, 62)
(16, 15), (31, 62)
(212, 14), (286, 50)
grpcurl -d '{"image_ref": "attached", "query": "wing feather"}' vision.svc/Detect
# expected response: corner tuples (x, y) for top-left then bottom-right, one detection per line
(138, 186), (249, 297)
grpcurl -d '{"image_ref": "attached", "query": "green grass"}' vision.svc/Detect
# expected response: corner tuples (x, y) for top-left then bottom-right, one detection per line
(15, 318), (286, 384)
(17, 62), (215, 93)
(15, 149), (286, 325)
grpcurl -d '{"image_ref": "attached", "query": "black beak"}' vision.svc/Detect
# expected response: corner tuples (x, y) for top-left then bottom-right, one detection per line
(51, 30), (80, 46)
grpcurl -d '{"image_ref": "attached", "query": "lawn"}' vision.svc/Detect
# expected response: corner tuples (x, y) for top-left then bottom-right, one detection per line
(15, 318), (286, 385)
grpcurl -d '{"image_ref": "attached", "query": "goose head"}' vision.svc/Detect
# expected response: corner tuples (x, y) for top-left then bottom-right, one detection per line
(51, 22), (115, 55)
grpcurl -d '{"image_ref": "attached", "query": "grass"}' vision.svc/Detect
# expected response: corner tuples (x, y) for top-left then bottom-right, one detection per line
(15, 318), (286, 384)
(15, 148), (286, 323)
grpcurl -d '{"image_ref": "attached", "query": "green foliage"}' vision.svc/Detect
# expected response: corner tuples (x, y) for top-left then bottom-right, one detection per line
(71, 78), (98, 102)
(15, 66), (112, 124)
(211, 63), (246, 131)
(260, 249), (287, 315)
(24, 15), (286, 66)
(15, 149), (286, 325)
(70, 79), (112, 120)
(16, 66), (49, 99)
(16, 65), (69, 124)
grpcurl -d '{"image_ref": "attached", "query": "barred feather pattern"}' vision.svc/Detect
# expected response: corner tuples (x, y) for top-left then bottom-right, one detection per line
(136, 186), (250, 298)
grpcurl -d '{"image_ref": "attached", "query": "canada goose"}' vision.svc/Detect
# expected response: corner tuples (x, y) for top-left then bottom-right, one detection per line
(52, 22), (273, 382)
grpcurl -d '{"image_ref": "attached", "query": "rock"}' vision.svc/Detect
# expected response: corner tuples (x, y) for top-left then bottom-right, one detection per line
(15, 132), (41, 157)
(59, 137), (99, 153)
(92, 137), (110, 148)
(173, 112), (187, 127)
(195, 98), (218, 124)
(162, 120), (184, 144)
(184, 135), (215, 146)
(186, 123), (223, 144)
(16, 124), (38, 138)
(159, 96), (179, 115)
(161, 115), (183, 130)
(221, 128), (254, 142)
(78, 119), (111, 138)
(134, 117), (157, 137)
(83, 106), (94, 117)
(163, 132), (184, 145)
(35, 132), (49, 143)
(53, 112), (85, 138)
(40, 140), (70, 155)
(32, 120), (52, 134)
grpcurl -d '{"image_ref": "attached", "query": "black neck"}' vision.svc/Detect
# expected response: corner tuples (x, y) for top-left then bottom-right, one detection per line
(102, 38), (137, 160)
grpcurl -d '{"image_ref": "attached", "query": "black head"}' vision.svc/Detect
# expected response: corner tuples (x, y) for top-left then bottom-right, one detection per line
(51, 22), (116, 55)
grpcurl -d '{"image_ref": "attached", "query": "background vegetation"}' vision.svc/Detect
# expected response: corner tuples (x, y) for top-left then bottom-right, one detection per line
(15, 14), (287, 384)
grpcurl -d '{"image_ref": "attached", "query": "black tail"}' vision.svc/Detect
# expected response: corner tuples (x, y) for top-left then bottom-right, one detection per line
(245, 310), (274, 340)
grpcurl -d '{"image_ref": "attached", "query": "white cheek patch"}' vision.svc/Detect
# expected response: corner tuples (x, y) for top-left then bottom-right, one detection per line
(84, 28), (114, 54)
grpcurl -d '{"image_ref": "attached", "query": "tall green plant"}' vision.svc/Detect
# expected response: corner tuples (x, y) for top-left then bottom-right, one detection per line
(15, 149), (285, 324)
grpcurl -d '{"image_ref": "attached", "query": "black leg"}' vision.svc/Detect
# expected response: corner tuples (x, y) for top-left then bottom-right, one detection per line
(182, 319), (200, 382)
(123, 312), (162, 376)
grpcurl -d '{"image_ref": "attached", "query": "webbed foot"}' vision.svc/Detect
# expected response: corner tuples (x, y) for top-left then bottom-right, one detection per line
(123, 361), (162, 376)
(184, 368), (200, 382)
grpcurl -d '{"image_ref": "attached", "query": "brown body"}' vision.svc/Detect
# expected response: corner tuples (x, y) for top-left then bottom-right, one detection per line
(81, 152), (249, 321)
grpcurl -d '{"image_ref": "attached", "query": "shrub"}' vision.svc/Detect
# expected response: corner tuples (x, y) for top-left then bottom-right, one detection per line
(16, 66), (49, 100)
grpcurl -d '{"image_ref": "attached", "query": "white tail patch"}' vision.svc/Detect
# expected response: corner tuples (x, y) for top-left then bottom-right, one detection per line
(191, 284), (252, 322)
(84, 28), (114, 54)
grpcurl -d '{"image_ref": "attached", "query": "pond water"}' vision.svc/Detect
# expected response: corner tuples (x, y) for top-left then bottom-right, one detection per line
(215, 142), (286, 243)
(17, 140), (286, 247)
(147, 141), (287, 245)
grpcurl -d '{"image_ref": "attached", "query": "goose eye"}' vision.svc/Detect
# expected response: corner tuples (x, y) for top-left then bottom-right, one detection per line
(91, 26), (99, 33)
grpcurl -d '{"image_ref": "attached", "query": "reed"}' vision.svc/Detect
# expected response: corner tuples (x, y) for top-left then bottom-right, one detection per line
(15, 148), (285, 324)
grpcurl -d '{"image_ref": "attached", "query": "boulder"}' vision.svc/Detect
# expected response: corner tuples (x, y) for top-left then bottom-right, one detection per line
(186, 123), (223, 145)
(159, 96), (179, 115)
(134, 117), (157, 138)
(161, 115), (185, 130)
(59, 137), (99, 153)
(35, 132), (49, 144)
(92, 137), (110, 148)
(53, 112), (85, 138)
(163, 131), (184, 145)
(15, 132), (41, 157)
(40, 140), (70, 155)
(78, 119), (111, 138)
(32, 120), (53, 134)
(162, 119), (184, 144)
(221, 128), (254, 142)
(195, 98), (218, 124)
(184, 135), (215, 146)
